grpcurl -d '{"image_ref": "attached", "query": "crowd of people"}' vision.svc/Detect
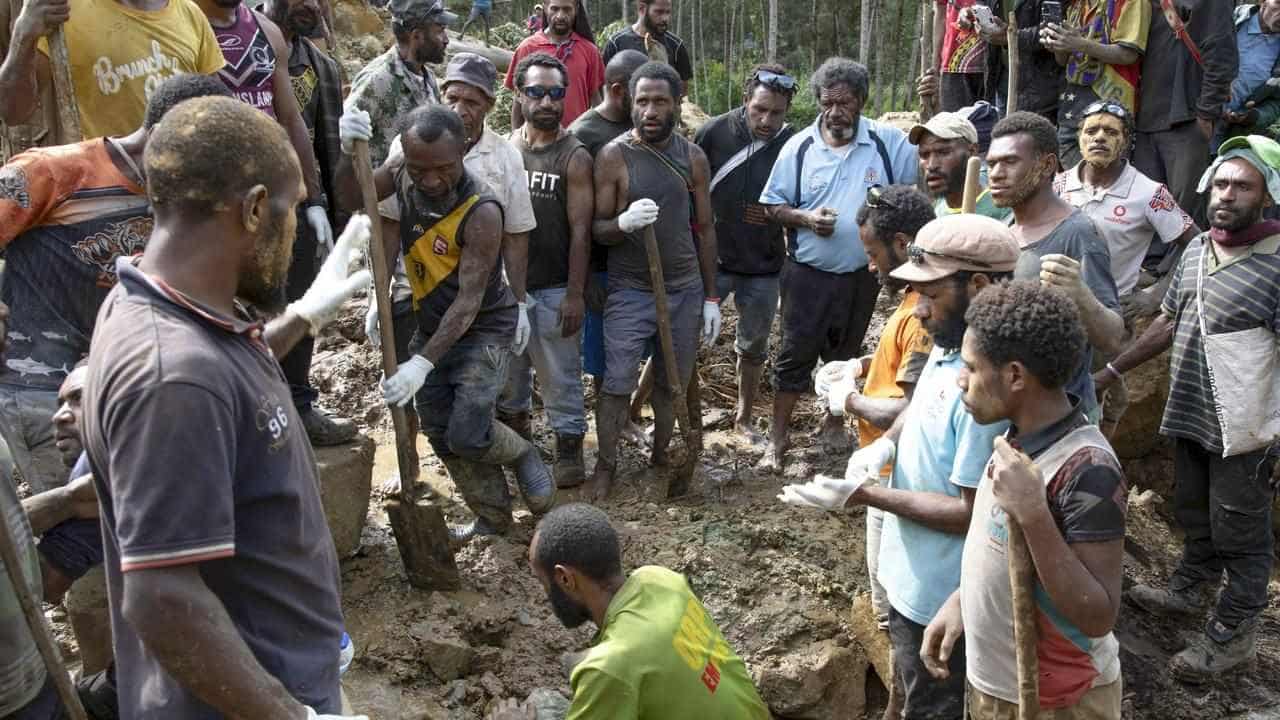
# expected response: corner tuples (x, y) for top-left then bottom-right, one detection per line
(0, 0), (1277, 718)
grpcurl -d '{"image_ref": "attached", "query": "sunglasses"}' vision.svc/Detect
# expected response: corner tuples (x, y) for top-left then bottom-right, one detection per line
(907, 243), (994, 269)
(866, 184), (898, 210)
(522, 85), (567, 101)
(753, 69), (797, 92)
(1081, 100), (1130, 121)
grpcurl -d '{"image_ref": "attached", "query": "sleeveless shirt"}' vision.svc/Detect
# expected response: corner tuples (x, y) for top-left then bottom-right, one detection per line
(214, 4), (277, 117)
(513, 131), (586, 291)
(610, 133), (701, 293)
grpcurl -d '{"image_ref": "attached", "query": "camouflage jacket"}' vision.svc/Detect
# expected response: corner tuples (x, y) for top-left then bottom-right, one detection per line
(344, 46), (440, 167)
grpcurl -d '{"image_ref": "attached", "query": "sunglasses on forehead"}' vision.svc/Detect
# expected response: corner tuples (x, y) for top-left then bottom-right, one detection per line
(866, 184), (897, 210)
(1082, 100), (1130, 121)
(752, 69), (797, 92)
(907, 244), (994, 269)
(522, 85), (567, 100)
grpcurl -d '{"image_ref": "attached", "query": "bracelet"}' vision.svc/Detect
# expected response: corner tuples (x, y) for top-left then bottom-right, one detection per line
(705, 296), (720, 303)
(1105, 362), (1123, 381)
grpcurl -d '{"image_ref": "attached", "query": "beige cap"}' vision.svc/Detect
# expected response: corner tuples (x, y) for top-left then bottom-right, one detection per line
(908, 112), (979, 146)
(890, 214), (1020, 284)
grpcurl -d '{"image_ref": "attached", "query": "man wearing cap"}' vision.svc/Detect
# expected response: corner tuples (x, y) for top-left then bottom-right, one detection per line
(781, 213), (1017, 720)
(1096, 134), (1280, 682)
(759, 57), (918, 471)
(909, 111), (1011, 222)
(692, 64), (797, 445)
(505, 0), (605, 129)
(987, 111), (1126, 425)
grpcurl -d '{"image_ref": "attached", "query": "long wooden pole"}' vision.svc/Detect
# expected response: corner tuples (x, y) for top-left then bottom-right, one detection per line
(46, 26), (81, 142)
(919, 0), (936, 123)
(1006, 12), (1020, 115)
(1009, 519), (1039, 719)
(961, 156), (982, 213)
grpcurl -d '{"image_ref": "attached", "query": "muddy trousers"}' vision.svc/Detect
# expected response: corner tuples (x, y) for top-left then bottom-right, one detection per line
(888, 606), (965, 720)
(1170, 439), (1277, 629)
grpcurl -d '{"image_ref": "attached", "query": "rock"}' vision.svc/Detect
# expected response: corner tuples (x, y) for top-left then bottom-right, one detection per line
(332, 0), (386, 37)
(1110, 317), (1172, 460)
(420, 635), (474, 682)
(755, 639), (868, 719)
(526, 688), (571, 720)
(479, 671), (504, 698)
(848, 593), (892, 690)
(315, 434), (375, 558)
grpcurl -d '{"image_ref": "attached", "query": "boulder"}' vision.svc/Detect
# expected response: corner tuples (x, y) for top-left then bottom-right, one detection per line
(1109, 348), (1172, 461)
(755, 639), (868, 720)
(419, 634), (475, 682)
(315, 434), (375, 558)
(848, 593), (892, 688)
(332, 0), (386, 38)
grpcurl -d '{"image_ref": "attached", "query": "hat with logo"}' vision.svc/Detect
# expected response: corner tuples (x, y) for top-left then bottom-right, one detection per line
(389, 0), (457, 26)
(890, 214), (1020, 284)
(908, 112), (979, 146)
(442, 53), (497, 98)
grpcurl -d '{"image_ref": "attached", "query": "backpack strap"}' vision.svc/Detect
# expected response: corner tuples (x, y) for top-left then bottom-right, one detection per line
(786, 136), (815, 259)
(867, 129), (895, 186)
(1159, 0), (1204, 67)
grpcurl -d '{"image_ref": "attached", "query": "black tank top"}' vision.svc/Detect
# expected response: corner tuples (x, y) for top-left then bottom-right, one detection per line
(513, 131), (586, 291)
(611, 133), (701, 293)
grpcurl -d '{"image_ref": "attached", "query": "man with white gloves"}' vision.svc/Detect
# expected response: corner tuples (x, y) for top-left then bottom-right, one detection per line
(82, 97), (368, 720)
(336, 103), (555, 545)
(587, 61), (722, 500)
(781, 214), (1017, 720)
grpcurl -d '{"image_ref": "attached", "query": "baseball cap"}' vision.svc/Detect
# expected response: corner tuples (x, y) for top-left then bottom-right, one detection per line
(442, 53), (497, 98)
(890, 214), (1020, 284)
(908, 112), (979, 146)
(389, 0), (457, 25)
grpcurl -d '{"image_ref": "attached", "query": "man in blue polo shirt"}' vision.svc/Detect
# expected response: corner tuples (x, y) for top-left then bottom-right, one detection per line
(759, 56), (917, 471)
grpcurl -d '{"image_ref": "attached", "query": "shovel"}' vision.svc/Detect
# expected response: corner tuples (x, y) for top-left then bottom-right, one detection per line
(351, 140), (459, 590)
(641, 225), (700, 497)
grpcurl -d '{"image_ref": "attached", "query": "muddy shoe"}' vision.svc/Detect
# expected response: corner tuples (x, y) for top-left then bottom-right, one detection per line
(515, 447), (556, 514)
(1126, 582), (1214, 618)
(589, 460), (616, 502)
(301, 407), (357, 446)
(620, 419), (651, 448)
(448, 515), (506, 548)
(757, 445), (785, 473)
(77, 668), (119, 720)
(1171, 618), (1258, 684)
(501, 411), (533, 442)
(554, 434), (586, 488)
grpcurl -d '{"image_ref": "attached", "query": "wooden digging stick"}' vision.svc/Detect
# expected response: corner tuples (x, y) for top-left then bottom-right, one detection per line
(0, 503), (88, 720)
(352, 140), (459, 591)
(919, 0), (936, 123)
(1008, 517), (1039, 719)
(1006, 11), (1020, 115)
(642, 225), (699, 498)
(46, 22), (81, 142)
(961, 156), (982, 213)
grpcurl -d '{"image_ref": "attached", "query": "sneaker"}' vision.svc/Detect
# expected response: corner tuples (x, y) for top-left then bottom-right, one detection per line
(1171, 618), (1258, 683)
(301, 407), (357, 446)
(1126, 582), (1214, 619)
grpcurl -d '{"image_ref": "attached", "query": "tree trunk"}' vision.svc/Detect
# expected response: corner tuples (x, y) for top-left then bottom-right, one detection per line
(906, 1), (920, 112)
(873, 0), (886, 112)
(767, 0), (778, 63)
(859, 0), (873, 64)
(891, 0), (908, 110)
(811, 0), (818, 69)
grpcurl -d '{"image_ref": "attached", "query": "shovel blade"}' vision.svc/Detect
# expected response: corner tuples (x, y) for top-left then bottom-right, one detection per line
(386, 496), (461, 590)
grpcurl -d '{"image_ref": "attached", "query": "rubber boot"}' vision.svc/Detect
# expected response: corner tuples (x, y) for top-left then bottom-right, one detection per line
(554, 434), (586, 488)
(1172, 617), (1259, 683)
(498, 410), (533, 443)
(440, 456), (511, 546)
(591, 393), (630, 501)
(479, 420), (556, 514)
(1127, 581), (1215, 619)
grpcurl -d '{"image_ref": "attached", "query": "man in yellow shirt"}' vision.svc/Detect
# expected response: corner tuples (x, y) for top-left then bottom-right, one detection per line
(498, 503), (770, 720)
(0, 0), (224, 143)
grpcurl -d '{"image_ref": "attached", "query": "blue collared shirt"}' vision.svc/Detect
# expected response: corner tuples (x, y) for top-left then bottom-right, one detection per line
(1230, 12), (1280, 112)
(760, 117), (918, 274)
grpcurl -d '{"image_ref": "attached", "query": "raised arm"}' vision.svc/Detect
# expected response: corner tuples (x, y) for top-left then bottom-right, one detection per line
(0, 0), (61, 124)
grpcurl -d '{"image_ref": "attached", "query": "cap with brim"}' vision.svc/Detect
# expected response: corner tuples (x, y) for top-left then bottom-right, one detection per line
(390, 0), (457, 25)
(908, 112), (979, 146)
(890, 214), (1020, 284)
(442, 52), (497, 98)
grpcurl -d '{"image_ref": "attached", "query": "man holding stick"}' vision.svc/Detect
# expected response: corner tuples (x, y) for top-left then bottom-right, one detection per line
(921, 280), (1126, 719)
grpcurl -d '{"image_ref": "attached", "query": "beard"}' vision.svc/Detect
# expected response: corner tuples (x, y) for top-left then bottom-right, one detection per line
(641, 11), (667, 35)
(993, 162), (1050, 209)
(527, 107), (562, 131)
(633, 112), (676, 143)
(237, 208), (294, 308)
(926, 294), (970, 351)
(283, 9), (319, 37)
(416, 41), (445, 66)
(1208, 199), (1263, 232)
(547, 582), (592, 629)
(876, 246), (908, 292)
(411, 184), (460, 219)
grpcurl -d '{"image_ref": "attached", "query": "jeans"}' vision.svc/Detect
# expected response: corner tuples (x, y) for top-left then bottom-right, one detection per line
(715, 271), (779, 364)
(582, 271), (608, 378)
(415, 343), (511, 461)
(499, 287), (587, 436)
(1170, 438), (1277, 629)
(602, 285), (702, 397)
(0, 386), (63, 492)
(889, 606), (966, 720)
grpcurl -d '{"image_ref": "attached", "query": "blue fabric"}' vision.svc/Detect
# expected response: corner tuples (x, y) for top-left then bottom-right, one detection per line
(602, 285), (702, 396)
(1229, 14), (1280, 113)
(498, 287), (587, 435)
(759, 118), (918, 273)
(877, 346), (1009, 626)
(715, 271), (779, 363)
(582, 271), (608, 377)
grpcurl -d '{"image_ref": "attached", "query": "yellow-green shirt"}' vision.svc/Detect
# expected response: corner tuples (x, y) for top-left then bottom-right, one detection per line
(40, 0), (224, 138)
(567, 566), (769, 720)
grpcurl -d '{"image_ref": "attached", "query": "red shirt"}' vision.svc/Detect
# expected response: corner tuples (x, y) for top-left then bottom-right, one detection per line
(503, 31), (605, 127)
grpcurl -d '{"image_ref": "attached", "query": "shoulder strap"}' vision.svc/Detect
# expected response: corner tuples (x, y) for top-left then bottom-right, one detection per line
(1159, 0), (1204, 67)
(867, 129), (895, 186)
(791, 136), (814, 207)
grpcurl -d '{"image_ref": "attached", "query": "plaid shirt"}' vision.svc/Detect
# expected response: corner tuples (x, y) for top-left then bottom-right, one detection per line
(286, 35), (344, 224)
(345, 46), (441, 167)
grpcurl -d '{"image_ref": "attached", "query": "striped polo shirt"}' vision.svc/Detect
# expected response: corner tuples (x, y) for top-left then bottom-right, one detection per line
(1159, 233), (1280, 454)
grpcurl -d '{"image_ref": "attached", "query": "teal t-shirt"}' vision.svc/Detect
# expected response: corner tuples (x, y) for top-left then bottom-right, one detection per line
(567, 566), (770, 720)
(933, 188), (1014, 224)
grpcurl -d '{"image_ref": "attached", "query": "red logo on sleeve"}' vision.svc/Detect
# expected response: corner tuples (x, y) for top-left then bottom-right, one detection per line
(701, 662), (721, 693)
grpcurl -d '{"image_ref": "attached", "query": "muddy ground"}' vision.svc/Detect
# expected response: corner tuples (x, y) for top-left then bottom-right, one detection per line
(302, 289), (1280, 720)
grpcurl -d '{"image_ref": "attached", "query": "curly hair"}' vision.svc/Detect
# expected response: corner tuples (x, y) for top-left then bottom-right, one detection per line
(809, 57), (869, 103)
(991, 110), (1058, 158)
(744, 62), (795, 103)
(629, 60), (684, 101)
(143, 74), (231, 130)
(404, 104), (466, 146)
(855, 185), (935, 244)
(515, 51), (570, 89)
(533, 503), (622, 582)
(964, 280), (1086, 390)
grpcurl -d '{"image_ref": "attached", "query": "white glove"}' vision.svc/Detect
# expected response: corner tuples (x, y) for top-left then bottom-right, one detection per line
(513, 301), (531, 355)
(815, 360), (863, 417)
(845, 437), (896, 484)
(339, 108), (372, 155)
(778, 473), (872, 511)
(364, 300), (381, 350)
(305, 706), (368, 720)
(701, 299), (721, 346)
(381, 355), (433, 407)
(306, 205), (335, 260)
(288, 215), (373, 335)
(617, 198), (659, 233)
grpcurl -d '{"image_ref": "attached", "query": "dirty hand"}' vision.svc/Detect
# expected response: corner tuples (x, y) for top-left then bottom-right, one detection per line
(487, 698), (535, 720)
(845, 437), (895, 485)
(559, 290), (585, 337)
(920, 592), (963, 680)
(513, 300), (531, 355)
(65, 473), (98, 520)
(989, 436), (1048, 525)
(1223, 108), (1259, 127)
(778, 473), (871, 511)
(979, 16), (1008, 44)
(702, 299), (722, 346)
(306, 205), (335, 260)
(1039, 22), (1083, 53)
(304, 707), (368, 720)
(1196, 116), (1215, 141)
(339, 108), (372, 154)
(14, 0), (70, 41)
(381, 355), (433, 407)
(288, 214), (373, 335)
(1090, 366), (1118, 393)
(807, 207), (838, 237)
(1039, 253), (1088, 305)
(618, 198), (660, 233)
(1121, 287), (1161, 323)
(917, 68), (939, 100)
(815, 360), (863, 417)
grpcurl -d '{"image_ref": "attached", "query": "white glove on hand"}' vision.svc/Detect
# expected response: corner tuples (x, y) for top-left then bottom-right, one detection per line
(845, 437), (896, 484)
(364, 300), (381, 350)
(288, 215), (373, 335)
(381, 355), (433, 407)
(305, 706), (368, 720)
(618, 198), (660, 233)
(305, 205), (335, 260)
(701, 299), (721, 346)
(339, 108), (372, 155)
(513, 301), (531, 355)
(778, 473), (871, 511)
(815, 360), (863, 417)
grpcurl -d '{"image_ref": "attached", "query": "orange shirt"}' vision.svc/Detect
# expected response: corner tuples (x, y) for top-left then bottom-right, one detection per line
(859, 290), (933, 475)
